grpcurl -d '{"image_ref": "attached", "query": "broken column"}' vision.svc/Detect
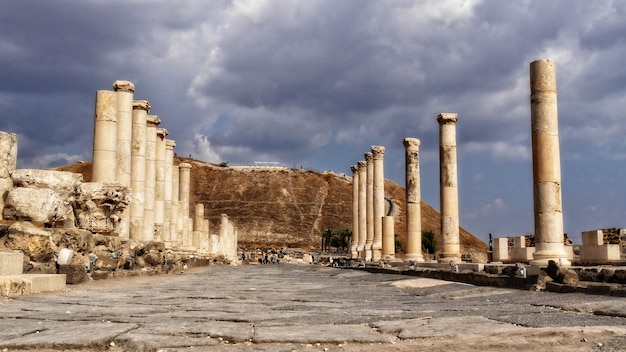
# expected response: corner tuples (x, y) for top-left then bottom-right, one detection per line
(403, 137), (425, 262)
(365, 152), (374, 261)
(164, 139), (176, 244)
(91, 90), (117, 182)
(357, 161), (367, 258)
(0, 131), (17, 214)
(529, 59), (570, 266)
(371, 146), (385, 261)
(130, 100), (150, 241)
(154, 128), (168, 241)
(193, 203), (204, 249)
(382, 216), (395, 259)
(437, 113), (461, 263)
(113, 80), (135, 239)
(179, 163), (192, 248)
(143, 115), (160, 241)
(350, 164), (359, 258)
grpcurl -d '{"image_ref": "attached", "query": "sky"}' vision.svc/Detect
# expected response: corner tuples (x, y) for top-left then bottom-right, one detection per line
(1, 0), (625, 245)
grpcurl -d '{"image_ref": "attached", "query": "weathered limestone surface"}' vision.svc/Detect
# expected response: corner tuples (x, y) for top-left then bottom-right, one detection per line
(437, 113), (461, 263)
(5, 222), (57, 262)
(11, 169), (82, 200)
(144, 115), (160, 241)
(403, 138), (424, 262)
(74, 182), (130, 235)
(92, 90), (117, 182)
(364, 152), (374, 261)
(3, 188), (67, 224)
(154, 128), (168, 241)
(164, 139), (176, 244)
(382, 215), (394, 259)
(529, 59), (570, 266)
(130, 100), (150, 240)
(179, 163), (191, 248)
(371, 146), (385, 261)
(0, 251), (24, 275)
(113, 80), (135, 239)
(357, 161), (367, 258)
(350, 165), (359, 258)
(0, 131), (17, 213)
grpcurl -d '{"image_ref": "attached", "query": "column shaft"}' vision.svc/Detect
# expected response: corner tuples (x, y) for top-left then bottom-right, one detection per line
(129, 100), (150, 240)
(179, 163), (192, 248)
(155, 128), (168, 241)
(529, 59), (570, 266)
(371, 146), (385, 261)
(164, 139), (176, 244)
(403, 138), (425, 262)
(365, 152), (374, 261)
(92, 90), (117, 182)
(357, 161), (367, 258)
(143, 115), (160, 241)
(171, 164), (180, 245)
(437, 113), (460, 262)
(113, 80), (134, 239)
(350, 165), (359, 258)
(382, 215), (395, 259)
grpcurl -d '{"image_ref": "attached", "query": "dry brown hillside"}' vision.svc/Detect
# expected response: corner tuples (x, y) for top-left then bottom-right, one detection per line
(57, 158), (488, 262)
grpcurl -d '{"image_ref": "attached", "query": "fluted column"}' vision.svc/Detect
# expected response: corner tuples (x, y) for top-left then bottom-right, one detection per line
(403, 137), (425, 262)
(155, 128), (168, 241)
(350, 164), (359, 258)
(143, 115), (160, 241)
(529, 59), (570, 266)
(382, 216), (395, 259)
(179, 163), (192, 248)
(371, 146), (385, 261)
(130, 100), (150, 240)
(113, 80), (134, 239)
(92, 90), (117, 182)
(357, 161), (367, 258)
(164, 139), (176, 244)
(437, 113), (460, 262)
(364, 152), (374, 261)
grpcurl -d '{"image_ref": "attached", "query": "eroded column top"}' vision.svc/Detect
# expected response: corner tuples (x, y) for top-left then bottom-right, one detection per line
(530, 59), (556, 93)
(179, 163), (192, 170)
(371, 146), (385, 159)
(403, 137), (420, 148)
(133, 100), (151, 111)
(364, 152), (373, 162)
(350, 164), (358, 173)
(437, 113), (458, 124)
(157, 128), (169, 138)
(357, 160), (367, 170)
(112, 80), (135, 93)
(147, 115), (161, 127)
(165, 139), (177, 149)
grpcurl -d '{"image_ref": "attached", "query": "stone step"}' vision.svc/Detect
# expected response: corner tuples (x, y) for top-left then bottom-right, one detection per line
(0, 274), (66, 297)
(0, 251), (24, 275)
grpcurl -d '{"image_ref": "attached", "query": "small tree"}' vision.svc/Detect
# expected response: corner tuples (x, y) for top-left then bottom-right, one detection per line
(322, 229), (334, 252)
(219, 161), (229, 167)
(422, 229), (437, 254)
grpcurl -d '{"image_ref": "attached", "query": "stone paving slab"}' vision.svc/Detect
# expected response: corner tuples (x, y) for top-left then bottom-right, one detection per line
(253, 323), (390, 344)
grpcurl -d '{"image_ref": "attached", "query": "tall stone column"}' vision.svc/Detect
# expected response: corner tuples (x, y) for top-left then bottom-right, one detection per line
(179, 163), (192, 248)
(129, 100), (150, 241)
(529, 59), (570, 266)
(164, 139), (176, 243)
(350, 164), (359, 258)
(364, 152), (374, 261)
(403, 138), (425, 262)
(437, 113), (461, 262)
(154, 128), (168, 241)
(143, 115), (160, 241)
(357, 161), (367, 258)
(371, 146), (385, 261)
(0, 131), (17, 214)
(193, 203), (204, 249)
(92, 90), (117, 182)
(171, 163), (180, 245)
(113, 80), (134, 239)
(382, 216), (395, 259)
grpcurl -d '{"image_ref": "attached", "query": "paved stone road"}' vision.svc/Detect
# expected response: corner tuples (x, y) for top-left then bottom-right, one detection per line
(2, 264), (626, 351)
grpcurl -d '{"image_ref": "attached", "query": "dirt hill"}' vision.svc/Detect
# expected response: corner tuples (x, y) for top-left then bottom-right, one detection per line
(57, 158), (488, 262)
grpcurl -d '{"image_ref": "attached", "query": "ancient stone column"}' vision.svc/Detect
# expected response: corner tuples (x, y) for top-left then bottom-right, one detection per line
(364, 152), (374, 261)
(371, 146), (385, 261)
(92, 90), (117, 182)
(129, 100), (150, 240)
(529, 59), (570, 266)
(382, 216), (395, 259)
(113, 80), (134, 239)
(403, 138), (425, 262)
(357, 161), (367, 258)
(350, 164), (359, 258)
(171, 163), (180, 245)
(437, 113), (461, 262)
(0, 131), (17, 214)
(154, 128), (168, 241)
(143, 115), (160, 241)
(164, 139), (176, 244)
(193, 203), (204, 249)
(179, 163), (192, 247)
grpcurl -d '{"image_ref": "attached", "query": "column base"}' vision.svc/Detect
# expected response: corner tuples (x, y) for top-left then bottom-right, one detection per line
(365, 249), (372, 262)
(404, 253), (425, 262)
(436, 252), (460, 263)
(531, 242), (571, 267)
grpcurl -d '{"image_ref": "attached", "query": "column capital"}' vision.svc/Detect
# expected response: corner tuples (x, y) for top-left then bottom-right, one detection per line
(357, 160), (367, 170)
(437, 113), (458, 124)
(147, 115), (161, 127)
(157, 128), (169, 138)
(364, 152), (373, 162)
(179, 163), (192, 170)
(403, 137), (420, 148)
(133, 100), (151, 111)
(112, 80), (135, 93)
(165, 139), (176, 149)
(350, 164), (358, 173)
(371, 145), (385, 159)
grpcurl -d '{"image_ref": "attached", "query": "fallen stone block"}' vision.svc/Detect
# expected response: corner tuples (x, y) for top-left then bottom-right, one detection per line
(3, 188), (67, 224)
(10, 169), (82, 199)
(5, 222), (57, 262)
(0, 251), (24, 275)
(58, 264), (89, 284)
(0, 274), (66, 297)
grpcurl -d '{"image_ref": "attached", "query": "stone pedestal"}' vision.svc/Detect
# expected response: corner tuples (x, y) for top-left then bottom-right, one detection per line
(164, 139), (176, 244)
(92, 90), (117, 182)
(357, 160), (367, 259)
(154, 128), (168, 241)
(113, 80), (134, 239)
(382, 216), (395, 259)
(350, 165), (359, 258)
(179, 163), (192, 248)
(371, 146), (385, 261)
(529, 59), (570, 267)
(130, 100), (150, 241)
(403, 138), (425, 262)
(364, 152), (374, 261)
(437, 113), (461, 263)
(0, 131), (17, 214)
(492, 238), (509, 262)
(143, 115), (160, 241)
